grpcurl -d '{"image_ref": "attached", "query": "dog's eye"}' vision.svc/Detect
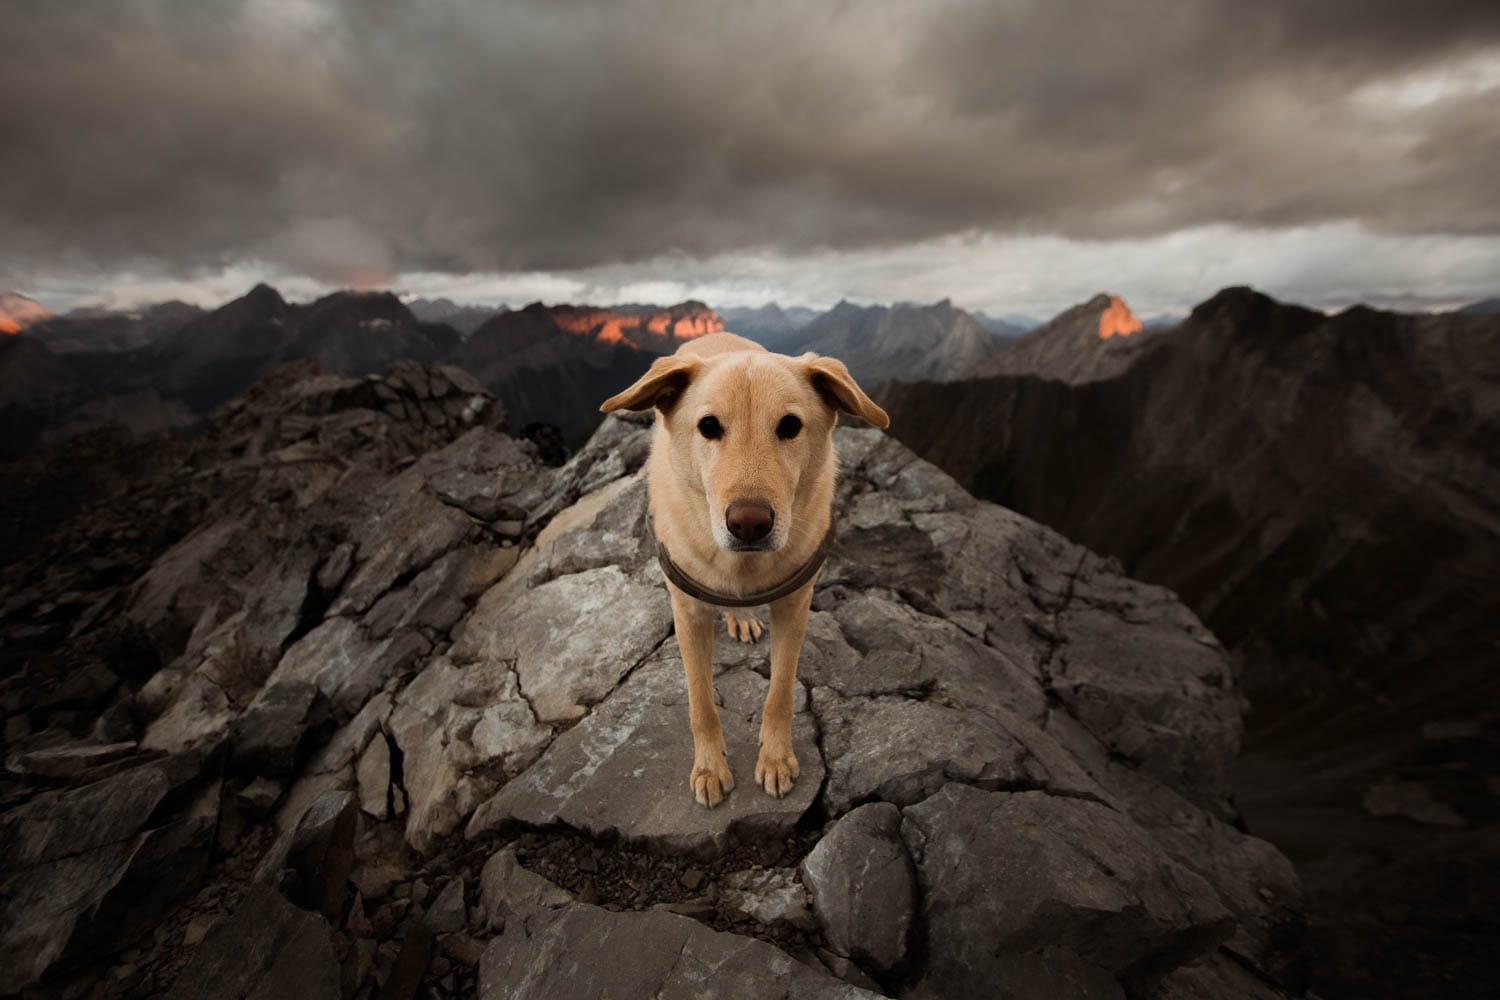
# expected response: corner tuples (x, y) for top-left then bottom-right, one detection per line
(698, 415), (723, 440)
(776, 414), (802, 440)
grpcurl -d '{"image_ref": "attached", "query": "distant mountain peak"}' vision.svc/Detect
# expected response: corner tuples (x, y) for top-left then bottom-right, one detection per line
(0, 292), (54, 335)
(1098, 295), (1142, 339)
(238, 283), (287, 315)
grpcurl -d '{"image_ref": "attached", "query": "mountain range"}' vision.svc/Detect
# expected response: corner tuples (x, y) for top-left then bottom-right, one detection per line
(718, 303), (822, 347)
(971, 310), (1037, 336)
(405, 296), (508, 335)
(0, 290), (1025, 447)
(771, 298), (1013, 383)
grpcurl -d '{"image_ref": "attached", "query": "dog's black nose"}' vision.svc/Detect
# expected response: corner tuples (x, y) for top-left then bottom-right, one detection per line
(726, 501), (774, 543)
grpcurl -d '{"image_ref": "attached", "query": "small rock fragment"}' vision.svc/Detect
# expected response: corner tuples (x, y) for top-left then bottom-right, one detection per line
(181, 913), (217, 948)
(718, 867), (816, 931)
(356, 732), (392, 819)
(425, 877), (467, 934)
(375, 923), (433, 1000)
(238, 776), (284, 816)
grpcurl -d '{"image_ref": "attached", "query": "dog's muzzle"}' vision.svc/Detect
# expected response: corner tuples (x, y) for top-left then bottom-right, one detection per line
(725, 500), (775, 550)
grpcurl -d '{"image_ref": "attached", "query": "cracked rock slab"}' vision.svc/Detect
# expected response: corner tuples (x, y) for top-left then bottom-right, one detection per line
(388, 656), (552, 854)
(466, 656), (822, 860)
(263, 618), (429, 717)
(1053, 602), (1240, 813)
(452, 564), (673, 723)
(812, 687), (1104, 814)
(328, 469), (476, 617)
(900, 784), (1234, 998)
(479, 897), (878, 1000)
(478, 848), (573, 932)
(817, 592), (1044, 721)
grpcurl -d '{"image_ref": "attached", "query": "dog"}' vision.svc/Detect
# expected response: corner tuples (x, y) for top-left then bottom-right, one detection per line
(601, 333), (889, 808)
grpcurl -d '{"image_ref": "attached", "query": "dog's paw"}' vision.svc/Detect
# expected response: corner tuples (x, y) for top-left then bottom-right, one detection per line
(723, 610), (764, 643)
(690, 754), (735, 808)
(755, 744), (800, 798)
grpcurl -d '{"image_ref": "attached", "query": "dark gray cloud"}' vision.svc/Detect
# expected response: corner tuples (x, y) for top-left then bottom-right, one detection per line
(3, 0), (1499, 287)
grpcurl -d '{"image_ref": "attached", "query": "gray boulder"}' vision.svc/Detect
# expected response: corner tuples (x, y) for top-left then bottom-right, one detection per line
(901, 784), (1235, 997)
(800, 802), (915, 975)
(254, 789), (357, 920)
(229, 680), (318, 776)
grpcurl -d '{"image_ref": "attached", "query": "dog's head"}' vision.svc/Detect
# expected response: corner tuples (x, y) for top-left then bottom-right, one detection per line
(601, 350), (889, 553)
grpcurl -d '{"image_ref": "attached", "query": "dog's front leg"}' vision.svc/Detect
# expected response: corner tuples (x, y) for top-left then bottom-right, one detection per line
(669, 583), (735, 807)
(757, 580), (814, 797)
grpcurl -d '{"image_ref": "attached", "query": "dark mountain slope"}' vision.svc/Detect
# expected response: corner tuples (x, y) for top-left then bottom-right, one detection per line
(878, 286), (1500, 999)
(1457, 297), (1500, 316)
(883, 287), (1500, 717)
(0, 335), (81, 458)
(30, 301), (202, 355)
(94, 286), (459, 413)
(447, 301), (725, 437)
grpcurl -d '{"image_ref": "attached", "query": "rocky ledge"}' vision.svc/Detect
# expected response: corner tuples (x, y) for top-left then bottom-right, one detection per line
(0, 362), (1307, 998)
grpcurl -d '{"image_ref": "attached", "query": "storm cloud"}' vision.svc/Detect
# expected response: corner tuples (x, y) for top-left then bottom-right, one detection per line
(4, 0), (1499, 303)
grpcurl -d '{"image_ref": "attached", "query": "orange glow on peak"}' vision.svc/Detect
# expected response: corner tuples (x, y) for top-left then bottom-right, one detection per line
(0, 317), (20, 335)
(550, 305), (723, 347)
(1098, 296), (1142, 339)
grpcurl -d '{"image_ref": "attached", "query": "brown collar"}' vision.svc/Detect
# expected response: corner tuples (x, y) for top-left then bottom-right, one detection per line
(653, 523), (834, 607)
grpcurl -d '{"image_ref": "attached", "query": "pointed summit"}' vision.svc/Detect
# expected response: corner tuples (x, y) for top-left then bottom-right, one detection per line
(1098, 295), (1142, 339)
(982, 292), (1157, 383)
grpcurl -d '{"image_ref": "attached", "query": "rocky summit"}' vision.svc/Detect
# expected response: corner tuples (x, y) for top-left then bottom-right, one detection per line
(1, 361), (1305, 998)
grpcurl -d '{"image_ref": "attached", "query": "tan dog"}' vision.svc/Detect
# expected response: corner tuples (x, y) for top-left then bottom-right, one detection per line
(601, 333), (889, 807)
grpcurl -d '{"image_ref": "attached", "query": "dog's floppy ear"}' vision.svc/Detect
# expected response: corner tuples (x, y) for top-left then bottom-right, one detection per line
(800, 354), (890, 428)
(601, 355), (701, 414)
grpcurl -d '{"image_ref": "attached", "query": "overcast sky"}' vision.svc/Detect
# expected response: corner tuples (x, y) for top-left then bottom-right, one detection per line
(4, 0), (1499, 316)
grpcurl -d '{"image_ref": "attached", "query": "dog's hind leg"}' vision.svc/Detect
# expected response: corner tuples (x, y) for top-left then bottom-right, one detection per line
(757, 581), (814, 798)
(723, 609), (764, 643)
(669, 583), (735, 807)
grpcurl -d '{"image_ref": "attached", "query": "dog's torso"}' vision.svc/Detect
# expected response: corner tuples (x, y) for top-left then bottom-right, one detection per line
(600, 332), (887, 806)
